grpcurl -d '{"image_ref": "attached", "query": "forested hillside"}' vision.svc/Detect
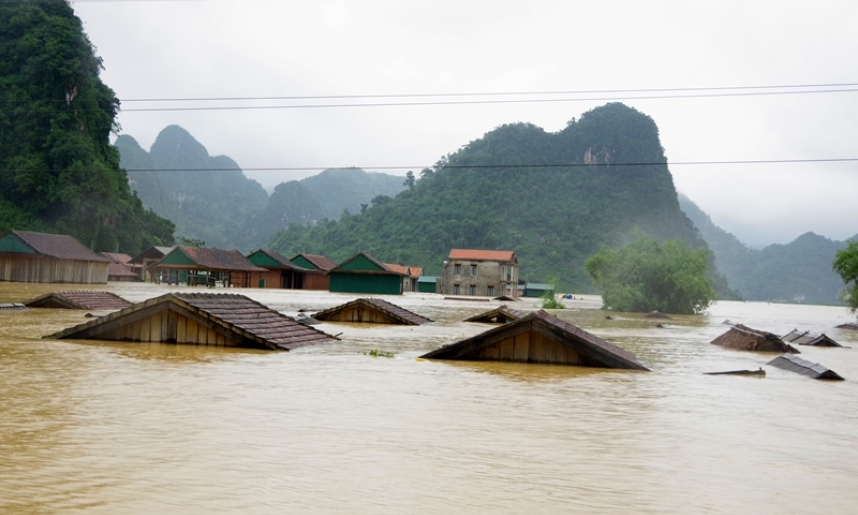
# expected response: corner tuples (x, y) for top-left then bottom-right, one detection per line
(679, 194), (850, 305)
(0, 0), (174, 254)
(301, 168), (407, 220)
(270, 103), (706, 291)
(117, 127), (268, 249)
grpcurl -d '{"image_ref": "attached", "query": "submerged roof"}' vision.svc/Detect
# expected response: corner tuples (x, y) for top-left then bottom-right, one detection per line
(421, 310), (648, 370)
(101, 252), (132, 264)
(463, 305), (525, 324)
(155, 246), (266, 272)
(767, 354), (844, 380)
(25, 291), (133, 311)
(782, 329), (843, 347)
(49, 293), (337, 350)
(448, 249), (517, 262)
(313, 298), (433, 325)
(107, 262), (138, 278)
(1, 230), (110, 262)
(711, 324), (800, 354)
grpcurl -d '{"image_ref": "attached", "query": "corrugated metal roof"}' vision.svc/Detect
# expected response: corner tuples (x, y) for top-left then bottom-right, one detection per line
(159, 247), (267, 271)
(782, 329), (843, 347)
(448, 249), (517, 262)
(25, 291), (133, 310)
(767, 354), (844, 380)
(49, 293), (337, 350)
(4, 230), (110, 262)
(313, 298), (433, 325)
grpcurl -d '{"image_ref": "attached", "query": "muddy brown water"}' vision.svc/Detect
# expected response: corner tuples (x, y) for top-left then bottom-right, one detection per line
(2, 282), (857, 514)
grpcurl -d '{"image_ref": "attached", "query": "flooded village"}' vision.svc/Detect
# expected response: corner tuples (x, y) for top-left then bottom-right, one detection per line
(2, 229), (858, 514)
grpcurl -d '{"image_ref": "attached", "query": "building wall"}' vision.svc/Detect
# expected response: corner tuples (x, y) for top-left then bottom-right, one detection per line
(439, 259), (518, 296)
(465, 332), (601, 366)
(318, 306), (397, 324)
(0, 255), (108, 284)
(97, 310), (239, 346)
(303, 272), (330, 290)
(329, 273), (402, 295)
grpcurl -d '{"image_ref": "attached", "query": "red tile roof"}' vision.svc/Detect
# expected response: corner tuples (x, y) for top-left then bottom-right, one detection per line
(6, 230), (110, 262)
(448, 249), (517, 262)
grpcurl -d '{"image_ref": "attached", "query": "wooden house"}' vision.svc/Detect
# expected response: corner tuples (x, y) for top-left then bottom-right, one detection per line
(421, 310), (649, 370)
(150, 247), (266, 288)
(313, 298), (432, 325)
(128, 246), (175, 281)
(246, 249), (313, 289)
(767, 354), (844, 380)
(782, 329), (843, 347)
(289, 253), (336, 290)
(328, 252), (405, 295)
(711, 324), (800, 353)
(463, 305), (524, 324)
(0, 230), (110, 284)
(439, 249), (520, 297)
(48, 293), (337, 351)
(25, 291), (133, 311)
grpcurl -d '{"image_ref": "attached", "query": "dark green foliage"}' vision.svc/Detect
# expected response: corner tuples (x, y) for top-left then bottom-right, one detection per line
(233, 180), (324, 251)
(270, 103), (706, 291)
(118, 127), (268, 249)
(585, 236), (716, 314)
(832, 240), (858, 316)
(0, 0), (174, 254)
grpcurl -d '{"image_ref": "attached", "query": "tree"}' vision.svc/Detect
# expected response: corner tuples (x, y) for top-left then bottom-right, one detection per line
(403, 170), (415, 189)
(833, 241), (858, 317)
(586, 236), (715, 314)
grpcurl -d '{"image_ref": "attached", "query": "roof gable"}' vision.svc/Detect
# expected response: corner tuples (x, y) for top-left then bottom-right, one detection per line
(463, 305), (524, 324)
(1, 230), (109, 262)
(290, 253), (337, 271)
(711, 324), (800, 353)
(48, 293), (336, 350)
(313, 298), (432, 325)
(334, 252), (400, 274)
(448, 249), (517, 263)
(421, 310), (648, 370)
(247, 249), (307, 270)
(25, 291), (133, 311)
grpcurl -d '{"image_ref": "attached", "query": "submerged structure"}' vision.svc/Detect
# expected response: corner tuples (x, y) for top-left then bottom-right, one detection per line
(711, 324), (800, 354)
(313, 298), (432, 325)
(767, 354), (844, 380)
(421, 310), (648, 370)
(781, 329), (843, 347)
(49, 293), (337, 351)
(25, 291), (133, 311)
(463, 305), (524, 324)
(0, 230), (111, 284)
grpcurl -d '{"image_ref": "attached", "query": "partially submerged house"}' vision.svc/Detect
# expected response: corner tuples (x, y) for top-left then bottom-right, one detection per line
(439, 249), (520, 297)
(289, 253), (337, 290)
(417, 276), (438, 293)
(101, 252), (138, 282)
(711, 324), (800, 353)
(328, 252), (405, 295)
(463, 305), (524, 324)
(313, 298), (432, 325)
(246, 249), (311, 289)
(384, 264), (423, 292)
(48, 293), (337, 350)
(782, 329), (843, 347)
(767, 354), (844, 380)
(0, 230), (110, 284)
(150, 247), (266, 287)
(25, 291), (133, 311)
(523, 282), (553, 298)
(128, 246), (175, 281)
(421, 310), (649, 370)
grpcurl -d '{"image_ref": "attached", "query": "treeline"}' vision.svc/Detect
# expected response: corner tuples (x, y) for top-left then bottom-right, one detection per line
(0, 0), (175, 254)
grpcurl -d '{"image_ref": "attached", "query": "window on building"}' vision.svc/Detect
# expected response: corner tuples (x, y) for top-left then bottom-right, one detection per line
(453, 284), (460, 295)
(470, 264), (477, 276)
(454, 264), (461, 275)
(469, 284), (476, 295)
(487, 285), (494, 296)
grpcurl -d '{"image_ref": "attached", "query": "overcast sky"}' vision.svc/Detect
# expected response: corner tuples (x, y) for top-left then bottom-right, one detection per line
(73, 0), (858, 247)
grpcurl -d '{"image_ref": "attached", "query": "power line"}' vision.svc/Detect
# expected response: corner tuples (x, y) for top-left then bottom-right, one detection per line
(4, 158), (857, 174)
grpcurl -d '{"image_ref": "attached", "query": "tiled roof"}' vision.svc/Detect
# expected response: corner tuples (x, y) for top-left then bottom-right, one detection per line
(463, 305), (525, 323)
(250, 249), (309, 271)
(711, 324), (800, 354)
(383, 263), (411, 276)
(101, 252), (132, 264)
(410, 267), (423, 277)
(297, 254), (337, 271)
(6, 230), (110, 262)
(108, 262), (138, 278)
(25, 291), (133, 310)
(448, 249), (517, 262)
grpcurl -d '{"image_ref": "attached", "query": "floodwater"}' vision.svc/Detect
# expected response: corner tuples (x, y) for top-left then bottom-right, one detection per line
(2, 281), (858, 514)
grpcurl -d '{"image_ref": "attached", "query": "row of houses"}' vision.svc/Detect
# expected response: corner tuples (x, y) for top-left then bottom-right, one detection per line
(0, 230), (540, 297)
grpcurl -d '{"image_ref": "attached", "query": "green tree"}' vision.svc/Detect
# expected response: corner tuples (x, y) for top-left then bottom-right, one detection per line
(833, 241), (858, 317)
(586, 236), (715, 314)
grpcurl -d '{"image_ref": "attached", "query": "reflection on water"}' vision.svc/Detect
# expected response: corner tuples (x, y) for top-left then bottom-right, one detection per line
(2, 281), (858, 514)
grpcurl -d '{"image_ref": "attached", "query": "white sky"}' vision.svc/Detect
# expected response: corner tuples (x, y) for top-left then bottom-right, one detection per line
(72, 0), (858, 247)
